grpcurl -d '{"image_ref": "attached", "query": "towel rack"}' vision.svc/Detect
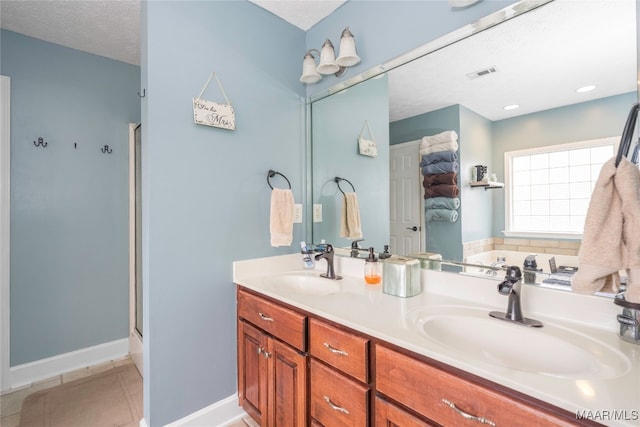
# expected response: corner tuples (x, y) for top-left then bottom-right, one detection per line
(334, 177), (355, 195)
(267, 170), (291, 190)
(615, 102), (639, 167)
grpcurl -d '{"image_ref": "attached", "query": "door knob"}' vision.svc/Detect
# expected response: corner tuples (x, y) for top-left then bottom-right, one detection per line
(406, 226), (418, 231)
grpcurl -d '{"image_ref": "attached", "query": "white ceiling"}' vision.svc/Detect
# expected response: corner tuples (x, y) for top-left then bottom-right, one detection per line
(0, 0), (636, 122)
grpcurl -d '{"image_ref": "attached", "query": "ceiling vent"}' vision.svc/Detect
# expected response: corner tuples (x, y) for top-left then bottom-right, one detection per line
(466, 66), (498, 80)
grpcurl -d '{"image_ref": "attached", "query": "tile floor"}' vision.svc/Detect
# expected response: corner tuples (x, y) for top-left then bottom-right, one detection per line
(1, 359), (257, 427)
(0, 356), (135, 427)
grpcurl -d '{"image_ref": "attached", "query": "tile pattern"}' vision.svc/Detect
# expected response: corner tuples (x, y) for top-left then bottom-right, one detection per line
(463, 237), (581, 258)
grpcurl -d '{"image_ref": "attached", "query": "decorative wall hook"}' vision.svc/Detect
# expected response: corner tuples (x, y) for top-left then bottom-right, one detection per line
(101, 145), (113, 154)
(138, 89), (146, 98)
(33, 137), (47, 147)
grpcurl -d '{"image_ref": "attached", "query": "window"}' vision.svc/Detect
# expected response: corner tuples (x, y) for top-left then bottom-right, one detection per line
(504, 137), (617, 238)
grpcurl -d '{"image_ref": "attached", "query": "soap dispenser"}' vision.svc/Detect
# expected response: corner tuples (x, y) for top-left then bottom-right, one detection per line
(364, 247), (381, 285)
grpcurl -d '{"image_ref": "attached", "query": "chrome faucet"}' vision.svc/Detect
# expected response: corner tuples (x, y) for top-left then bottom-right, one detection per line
(486, 257), (507, 276)
(350, 239), (366, 258)
(489, 266), (543, 327)
(315, 244), (342, 280)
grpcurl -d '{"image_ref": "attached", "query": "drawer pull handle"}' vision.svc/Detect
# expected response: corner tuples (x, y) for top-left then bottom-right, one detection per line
(442, 399), (496, 427)
(262, 351), (271, 359)
(323, 396), (349, 415)
(323, 342), (348, 356)
(258, 312), (274, 321)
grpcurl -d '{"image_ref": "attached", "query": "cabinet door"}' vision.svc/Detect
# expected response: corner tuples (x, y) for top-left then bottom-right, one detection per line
(375, 397), (434, 427)
(238, 320), (268, 425)
(267, 339), (308, 427)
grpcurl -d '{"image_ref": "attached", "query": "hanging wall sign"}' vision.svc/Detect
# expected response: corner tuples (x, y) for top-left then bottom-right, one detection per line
(358, 120), (378, 157)
(193, 72), (236, 130)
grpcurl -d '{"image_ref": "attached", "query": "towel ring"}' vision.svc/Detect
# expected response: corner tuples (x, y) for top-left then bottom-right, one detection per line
(334, 177), (355, 195)
(267, 170), (291, 190)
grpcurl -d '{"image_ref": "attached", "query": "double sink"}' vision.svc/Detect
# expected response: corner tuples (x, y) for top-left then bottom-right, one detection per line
(261, 271), (632, 381)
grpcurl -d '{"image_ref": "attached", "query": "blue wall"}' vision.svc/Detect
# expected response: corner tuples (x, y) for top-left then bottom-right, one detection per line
(142, 2), (305, 425)
(312, 75), (389, 250)
(1, 30), (140, 365)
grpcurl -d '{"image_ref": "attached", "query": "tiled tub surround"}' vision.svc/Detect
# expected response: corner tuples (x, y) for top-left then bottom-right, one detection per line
(233, 254), (639, 426)
(463, 237), (581, 258)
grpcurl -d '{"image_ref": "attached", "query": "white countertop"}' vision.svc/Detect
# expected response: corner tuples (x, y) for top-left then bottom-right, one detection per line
(233, 253), (640, 426)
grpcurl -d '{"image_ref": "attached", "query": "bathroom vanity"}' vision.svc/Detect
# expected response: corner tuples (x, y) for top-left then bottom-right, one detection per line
(234, 254), (639, 426)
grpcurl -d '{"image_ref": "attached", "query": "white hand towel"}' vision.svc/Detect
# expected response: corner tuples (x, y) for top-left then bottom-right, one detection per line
(339, 192), (363, 239)
(419, 140), (459, 155)
(270, 188), (294, 247)
(421, 130), (458, 146)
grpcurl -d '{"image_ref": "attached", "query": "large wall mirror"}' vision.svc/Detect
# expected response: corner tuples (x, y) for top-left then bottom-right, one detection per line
(310, 0), (637, 295)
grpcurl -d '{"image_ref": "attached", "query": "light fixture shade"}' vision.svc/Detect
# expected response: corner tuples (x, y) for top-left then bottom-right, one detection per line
(336, 28), (361, 67)
(317, 39), (340, 75)
(300, 52), (321, 84)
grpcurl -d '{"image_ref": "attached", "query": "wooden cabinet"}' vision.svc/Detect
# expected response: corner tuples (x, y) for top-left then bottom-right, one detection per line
(236, 285), (590, 427)
(309, 317), (371, 426)
(237, 289), (307, 427)
(375, 344), (581, 427)
(375, 397), (435, 427)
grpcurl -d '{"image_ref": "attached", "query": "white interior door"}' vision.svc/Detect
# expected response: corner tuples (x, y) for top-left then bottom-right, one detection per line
(390, 140), (424, 256)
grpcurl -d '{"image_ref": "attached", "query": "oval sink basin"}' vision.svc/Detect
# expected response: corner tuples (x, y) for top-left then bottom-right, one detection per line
(416, 310), (630, 379)
(262, 271), (341, 296)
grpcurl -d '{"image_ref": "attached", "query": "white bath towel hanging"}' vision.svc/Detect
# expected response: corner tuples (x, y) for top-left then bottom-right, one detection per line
(270, 188), (294, 247)
(340, 192), (363, 239)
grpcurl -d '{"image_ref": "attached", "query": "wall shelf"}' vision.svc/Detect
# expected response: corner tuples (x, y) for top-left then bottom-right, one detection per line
(470, 180), (504, 190)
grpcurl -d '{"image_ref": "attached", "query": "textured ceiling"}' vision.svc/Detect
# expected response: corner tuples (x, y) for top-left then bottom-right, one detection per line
(0, 0), (635, 123)
(388, 0), (637, 122)
(0, 0), (141, 65)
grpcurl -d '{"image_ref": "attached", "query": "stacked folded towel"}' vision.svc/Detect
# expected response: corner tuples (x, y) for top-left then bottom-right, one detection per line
(425, 184), (459, 199)
(426, 196), (460, 210)
(420, 131), (459, 156)
(419, 131), (460, 224)
(572, 157), (640, 303)
(426, 208), (458, 223)
(424, 172), (457, 187)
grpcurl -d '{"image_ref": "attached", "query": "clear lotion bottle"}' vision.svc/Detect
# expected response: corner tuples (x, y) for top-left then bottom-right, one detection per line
(364, 247), (381, 285)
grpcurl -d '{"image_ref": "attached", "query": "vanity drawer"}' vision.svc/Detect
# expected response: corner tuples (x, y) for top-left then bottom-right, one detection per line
(311, 359), (369, 426)
(237, 288), (306, 352)
(375, 345), (577, 427)
(375, 396), (435, 427)
(309, 318), (369, 383)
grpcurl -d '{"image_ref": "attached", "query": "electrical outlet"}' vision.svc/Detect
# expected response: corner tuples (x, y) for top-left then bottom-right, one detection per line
(293, 204), (303, 223)
(313, 204), (323, 223)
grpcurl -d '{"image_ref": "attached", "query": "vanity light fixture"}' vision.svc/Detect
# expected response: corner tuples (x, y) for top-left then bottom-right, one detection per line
(503, 104), (520, 110)
(576, 85), (596, 93)
(300, 28), (361, 84)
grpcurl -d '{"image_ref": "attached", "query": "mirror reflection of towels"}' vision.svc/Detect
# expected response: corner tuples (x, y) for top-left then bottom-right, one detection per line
(270, 188), (294, 247)
(426, 208), (458, 223)
(340, 192), (363, 239)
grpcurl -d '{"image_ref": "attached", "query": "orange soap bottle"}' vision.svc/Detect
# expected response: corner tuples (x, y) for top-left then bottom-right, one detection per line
(364, 247), (382, 285)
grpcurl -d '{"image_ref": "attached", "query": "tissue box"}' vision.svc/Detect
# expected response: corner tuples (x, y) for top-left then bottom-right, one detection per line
(382, 256), (421, 298)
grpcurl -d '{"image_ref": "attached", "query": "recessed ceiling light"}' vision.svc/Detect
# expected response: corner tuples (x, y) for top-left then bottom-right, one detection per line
(503, 104), (519, 110)
(576, 85), (596, 93)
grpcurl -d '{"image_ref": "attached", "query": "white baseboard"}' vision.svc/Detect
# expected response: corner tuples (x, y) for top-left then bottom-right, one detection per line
(165, 394), (245, 427)
(9, 338), (129, 390)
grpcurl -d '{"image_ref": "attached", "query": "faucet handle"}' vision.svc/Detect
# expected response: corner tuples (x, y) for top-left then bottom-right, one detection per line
(504, 265), (522, 282)
(351, 239), (365, 249)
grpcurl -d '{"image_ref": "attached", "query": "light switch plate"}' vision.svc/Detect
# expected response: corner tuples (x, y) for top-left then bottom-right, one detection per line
(293, 204), (303, 223)
(313, 204), (323, 223)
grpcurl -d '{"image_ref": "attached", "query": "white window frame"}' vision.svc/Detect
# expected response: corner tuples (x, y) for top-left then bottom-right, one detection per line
(503, 136), (618, 239)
